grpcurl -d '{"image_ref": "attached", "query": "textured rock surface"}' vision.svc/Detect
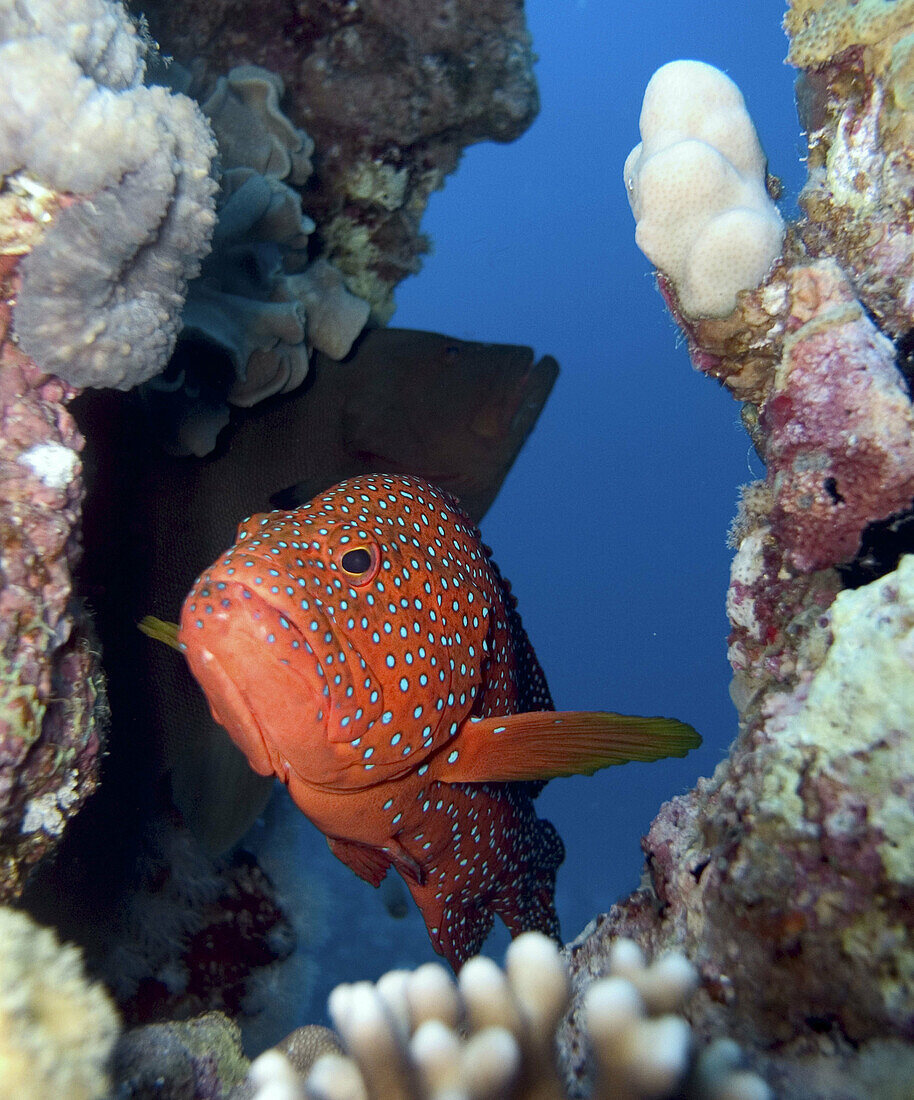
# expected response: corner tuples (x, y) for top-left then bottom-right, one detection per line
(135, 0), (540, 322)
(111, 1010), (249, 1100)
(788, 0), (914, 336)
(566, 558), (914, 1098)
(578, 6), (914, 1097)
(0, 258), (104, 900)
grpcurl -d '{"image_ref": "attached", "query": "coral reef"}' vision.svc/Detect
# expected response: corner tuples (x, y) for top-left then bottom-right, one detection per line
(134, 0), (540, 322)
(1, 0), (218, 390)
(585, 7), (914, 1097)
(0, 258), (104, 900)
(0, 905), (119, 1100)
(787, 0), (914, 337)
(565, 556), (914, 1094)
(96, 824), (295, 1032)
(112, 1010), (249, 1100)
(141, 63), (370, 456)
(238, 932), (767, 1100)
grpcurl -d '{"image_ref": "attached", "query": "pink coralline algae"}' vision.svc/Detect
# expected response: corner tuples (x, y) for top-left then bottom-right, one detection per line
(0, 260), (104, 900)
(658, 253), (914, 577)
(763, 262), (914, 573)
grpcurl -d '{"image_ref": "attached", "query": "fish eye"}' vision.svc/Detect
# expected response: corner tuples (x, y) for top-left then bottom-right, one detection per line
(341, 548), (372, 575)
(329, 529), (381, 586)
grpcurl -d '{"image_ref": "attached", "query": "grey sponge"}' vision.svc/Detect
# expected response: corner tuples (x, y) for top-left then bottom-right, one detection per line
(2, 0), (217, 389)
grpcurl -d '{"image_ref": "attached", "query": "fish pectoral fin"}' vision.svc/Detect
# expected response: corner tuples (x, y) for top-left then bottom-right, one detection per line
(326, 836), (392, 888)
(138, 615), (181, 651)
(384, 839), (425, 886)
(435, 711), (701, 783)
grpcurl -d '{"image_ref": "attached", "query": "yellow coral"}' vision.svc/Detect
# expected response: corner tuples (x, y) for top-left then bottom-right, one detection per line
(0, 907), (119, 1100)
(785, 0), (914, 68)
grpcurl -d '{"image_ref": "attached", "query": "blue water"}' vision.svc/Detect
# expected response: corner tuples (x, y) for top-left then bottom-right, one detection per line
(394, 0), (804, 943)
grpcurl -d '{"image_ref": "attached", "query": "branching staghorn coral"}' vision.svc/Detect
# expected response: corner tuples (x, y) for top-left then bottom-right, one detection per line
(240, 933), (768, 1100)
(1, 0), (218, 391)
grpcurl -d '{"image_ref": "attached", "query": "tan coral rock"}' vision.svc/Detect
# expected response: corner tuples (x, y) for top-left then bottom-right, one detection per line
(0, 907), (119, 1100)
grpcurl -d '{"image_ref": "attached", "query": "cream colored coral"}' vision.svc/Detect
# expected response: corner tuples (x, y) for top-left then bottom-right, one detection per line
(624, 60), (784, 318)
(240, 932), (772, 1100)
(0, 907), (119, 1100)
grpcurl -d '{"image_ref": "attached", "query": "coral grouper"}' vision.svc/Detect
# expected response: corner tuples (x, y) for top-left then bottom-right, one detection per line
(176, 474), (699, 966)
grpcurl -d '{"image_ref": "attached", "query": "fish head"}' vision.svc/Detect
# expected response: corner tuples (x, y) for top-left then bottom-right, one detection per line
(178, 475), (494, 792)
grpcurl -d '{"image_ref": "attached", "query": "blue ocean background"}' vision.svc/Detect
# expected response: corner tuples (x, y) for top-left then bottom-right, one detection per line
(246, 0), (808, 1040)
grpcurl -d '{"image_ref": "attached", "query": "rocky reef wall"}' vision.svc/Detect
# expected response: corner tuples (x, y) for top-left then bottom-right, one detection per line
(563, 4), (914, 1097)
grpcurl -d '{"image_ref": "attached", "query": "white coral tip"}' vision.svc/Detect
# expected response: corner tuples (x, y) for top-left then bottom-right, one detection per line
(505, 932), (569, 1035)
(461, 1027), (521, 1095)
(584, 975), (645, 1037)
(634, 952), (698, 1014)
(406, 962), (461, 1030)
(304, 1053), (368, 1100)
(458, 955), (519, 1034)
(410, 1019), (463, 1095)
(608, 937), (646, 979)
(249, 1050), (301, 1100)
(623, 1016), (692, 1095)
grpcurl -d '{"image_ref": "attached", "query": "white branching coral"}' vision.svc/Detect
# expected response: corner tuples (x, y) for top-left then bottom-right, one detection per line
(244, 933), (770, 1100)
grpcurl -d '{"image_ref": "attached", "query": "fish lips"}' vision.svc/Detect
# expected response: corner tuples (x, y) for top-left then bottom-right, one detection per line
(180, 579), (329, 780)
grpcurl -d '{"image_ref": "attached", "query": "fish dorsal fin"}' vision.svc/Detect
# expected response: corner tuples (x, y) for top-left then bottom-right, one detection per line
(430, 710), (701, 784)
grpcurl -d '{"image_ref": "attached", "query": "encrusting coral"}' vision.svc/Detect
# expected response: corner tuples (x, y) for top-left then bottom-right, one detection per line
(0, 906), (119, 1100)
(112, 1009), (250, 1099)
(588, 5), (914, 1097)
(787, 0), (914, 338)
(236, 933), (768, 1100)
(0, 241), (104, 901)
(1, 0), (218, 391)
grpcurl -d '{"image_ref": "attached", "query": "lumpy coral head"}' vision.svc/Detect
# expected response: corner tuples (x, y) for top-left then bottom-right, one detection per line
(1, 1), (217, 390)
(624, 60), (784, 318)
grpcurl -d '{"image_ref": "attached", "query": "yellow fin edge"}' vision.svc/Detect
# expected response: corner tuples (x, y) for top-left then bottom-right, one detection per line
(138, 615), (181, 651)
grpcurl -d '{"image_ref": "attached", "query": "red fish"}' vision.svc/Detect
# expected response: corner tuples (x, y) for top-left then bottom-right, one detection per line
(177, 474), (699, 966)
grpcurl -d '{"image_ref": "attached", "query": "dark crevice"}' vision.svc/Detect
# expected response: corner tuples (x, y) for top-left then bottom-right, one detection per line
(837, 499), (914, 589)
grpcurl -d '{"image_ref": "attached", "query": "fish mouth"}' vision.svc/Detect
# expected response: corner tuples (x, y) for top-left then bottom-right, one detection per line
(182, 575), (327, 745)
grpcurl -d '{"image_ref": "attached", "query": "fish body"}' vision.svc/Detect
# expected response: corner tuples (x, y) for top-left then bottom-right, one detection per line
(178, 474), (699, 966)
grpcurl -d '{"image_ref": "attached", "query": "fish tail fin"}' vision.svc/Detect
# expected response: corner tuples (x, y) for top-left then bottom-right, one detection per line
(439, 710), (701, 783)
(138, 615), (181, 651)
